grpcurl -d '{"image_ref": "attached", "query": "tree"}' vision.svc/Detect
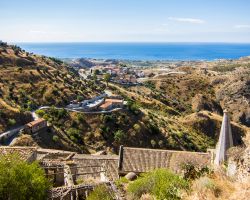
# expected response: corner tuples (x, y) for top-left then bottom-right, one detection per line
(93, 74), (97, 82)
(93, 69), (100, 75)
(103, 73), (111, 86)
(35, 109), (45, 117)
(114, 130), (125, 143)
(0, 153), (51, 200)
(77, 95), (84, 102)
(53, 135), (59, 142)
(8, 118), (16, 126)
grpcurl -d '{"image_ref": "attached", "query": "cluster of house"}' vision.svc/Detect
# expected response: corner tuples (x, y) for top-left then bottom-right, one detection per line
(67, 93), (125, 112)
(88, 65), (145, 85)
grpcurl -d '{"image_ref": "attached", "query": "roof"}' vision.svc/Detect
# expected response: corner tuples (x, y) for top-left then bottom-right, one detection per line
(119, 147), (211, 174)
(99, 101), (113, 109)
(0, 147), (37, 161)
(105, 98), (123, 103)
(73, 154), (119, 181)
(26, 118), (46, 127)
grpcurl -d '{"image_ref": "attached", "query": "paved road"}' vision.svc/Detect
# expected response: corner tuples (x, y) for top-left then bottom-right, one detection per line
(1, 104), (122, 145)
(38, 106), (122, 114)
(0, 126), (24, 145)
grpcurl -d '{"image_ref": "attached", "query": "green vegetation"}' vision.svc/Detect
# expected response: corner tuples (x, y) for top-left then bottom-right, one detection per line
(115, 176), (129, 189)
(66, 128), (82, 143)
(52, 135), (59, 142)
(212, 64), (236, 72)
(40, 107), (68, 124)
(86, 184), (114, 200)
(182, 163), (211, 180)
(114, 129), (125, 143)
(0, 153), (51, 200)
(127, 169), (189, 200)
(35, 109), (45, 117)
(103, 73), (111, 86)
(126, 100), (140, 115)
(8, 118), (16, 126)
(0, 43), (106, 132)
(48, 57), (63, 65)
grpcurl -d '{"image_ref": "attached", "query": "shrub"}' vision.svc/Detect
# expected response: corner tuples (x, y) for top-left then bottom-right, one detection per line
(52, 135), (59, 142)
(35, 109), (45, 117)
(115, 177), (129, 189)
(66, 128), (81, 143)
(87, 184), (114, 200)
(147, 123), (160, 135)
(127, 169), (189, 200)
(133, 123), (141, 133)
(127, 100), (140, 115)
(77, 113), (85, 122)
(77, 95), (84, 102)
(158, 140), (164, 148)
(114, 130), (125, 143)
(182, 163), (211, 180)
(8, 118), (16, 126)
(191, 176), (222, 198)
(150, 139), (156, 148)
(0, 153), (51, 200)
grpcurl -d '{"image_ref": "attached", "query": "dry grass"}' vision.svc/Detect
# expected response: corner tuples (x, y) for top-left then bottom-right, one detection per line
(139, 194), (156, 200)
(10, 134), (37, 147)
(0, 99), (19, 112)
(184, 172), (250, 200)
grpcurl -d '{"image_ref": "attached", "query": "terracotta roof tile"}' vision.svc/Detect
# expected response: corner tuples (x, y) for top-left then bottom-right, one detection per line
(105, 99), (123, 103)
(0, 147), (37, 161)
(120, 147), (211, 174)
(26, 118), (46, 127)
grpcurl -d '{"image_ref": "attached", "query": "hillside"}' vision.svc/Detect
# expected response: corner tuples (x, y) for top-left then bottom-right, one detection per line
(1, 42), (249, 155)
(0, 43), (104, 133)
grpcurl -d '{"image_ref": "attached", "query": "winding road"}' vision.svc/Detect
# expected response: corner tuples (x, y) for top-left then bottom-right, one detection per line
(0, 105), (122, 145)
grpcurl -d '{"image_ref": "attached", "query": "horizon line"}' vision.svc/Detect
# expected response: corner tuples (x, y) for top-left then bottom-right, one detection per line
(11, 41), (250, 44)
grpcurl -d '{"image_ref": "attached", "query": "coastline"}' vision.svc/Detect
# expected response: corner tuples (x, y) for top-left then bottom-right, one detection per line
(15, 42), (250, 61)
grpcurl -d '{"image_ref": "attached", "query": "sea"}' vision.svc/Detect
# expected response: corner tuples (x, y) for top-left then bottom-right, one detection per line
(16, 42), (250, 61)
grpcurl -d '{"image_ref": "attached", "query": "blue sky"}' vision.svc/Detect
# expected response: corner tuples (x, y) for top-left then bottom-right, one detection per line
(0, 0), (250, 42)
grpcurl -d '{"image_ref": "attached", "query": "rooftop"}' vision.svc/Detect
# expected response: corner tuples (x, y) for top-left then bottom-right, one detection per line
(26, 118), (46, 127)
(0, 146), (37, 161)
(105, 98), (123, 103)
(119, 147), (211, 174)
(99, 101), (112, 109)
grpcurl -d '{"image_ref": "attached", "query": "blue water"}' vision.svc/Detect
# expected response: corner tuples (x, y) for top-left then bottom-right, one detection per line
(17, 43), (250, 61)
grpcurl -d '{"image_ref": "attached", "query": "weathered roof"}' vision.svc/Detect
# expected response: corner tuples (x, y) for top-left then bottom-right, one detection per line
(73, 154), (119, 181)
(119, 147), (211, 174)
(0, 146), (37, 161)
(26, 118), (46, 127)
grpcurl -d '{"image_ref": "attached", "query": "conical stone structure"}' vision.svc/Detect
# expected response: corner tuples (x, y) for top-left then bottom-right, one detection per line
(214, 110), (234, 165)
